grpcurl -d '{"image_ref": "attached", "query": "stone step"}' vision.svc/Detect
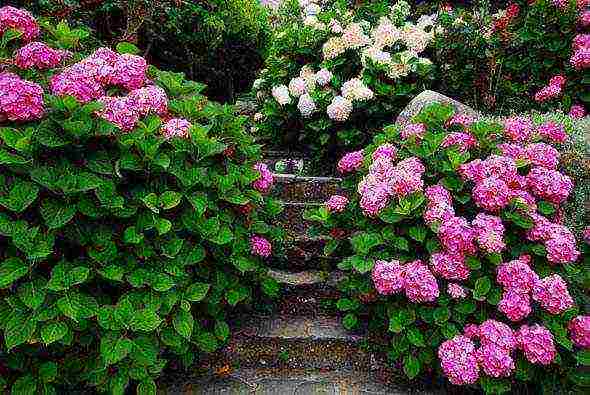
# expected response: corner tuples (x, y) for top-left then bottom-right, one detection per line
(225, 315), (369, 371)
(279, 236), (338, 268)
(162, 368), (412, 394)
(278, 202), (324, 237)
(271, 174), (342, 203)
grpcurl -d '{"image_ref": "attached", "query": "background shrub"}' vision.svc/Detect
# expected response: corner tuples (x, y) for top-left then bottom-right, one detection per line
(8, 0), (271, 103)
(0, 10), (282, 393)
(305, 103), (589, 393)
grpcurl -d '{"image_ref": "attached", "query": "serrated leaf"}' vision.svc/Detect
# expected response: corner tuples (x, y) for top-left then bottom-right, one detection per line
(185, 282), (210, 301)
(159, 191), (183, 210)
(214, 320), (230, 341)
(38, 362), (58, 383)
(123, 226), (143, 244)
(40, 322), (68, 345)
(5, 310), (36, 350)
(403, 354), (421, 379)
(130, 309), (162, 332)
(173, 309), (194, 339)
(18, 280), (46, 310)
(406, 327), (426, 347)
(343, 313), (358, 330)
(0, 181), (39, 213)
(40, 199), (76, 229)
(57, 292), (98, 321)
(101, 334), (134, 365)
(0, 257), (28, 288)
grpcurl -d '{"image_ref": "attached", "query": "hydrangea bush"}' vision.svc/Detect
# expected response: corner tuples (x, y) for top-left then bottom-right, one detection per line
(434, 0), (589, 115)
(0, 7), (282, 393)
(305, 103), (589, 392)
(251, 0), (436, 172)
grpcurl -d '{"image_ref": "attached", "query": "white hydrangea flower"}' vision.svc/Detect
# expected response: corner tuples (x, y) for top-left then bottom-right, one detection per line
(297, 93), (317, 118)
(315, 68), (333, 86)
(341, 78), (374, 102)
(401, 24), (432, 54)
(342, 22), (371, 49)
(362, 46), (392, 65)
(252, 78), (265, 90)
(253, 112), (264, 122)
(372, 17), (401, 48)
(299, 65), (317, 90)
(304, 15), (325, 29)
(304, 4), (321, 16)
(288, 77), (307, 97)
(328, 18), (343, 34)
(323, 36), (347, 60)
(327, 95), (353, 122)
(417, 14), (437, 29)
(271, 85), (291, 105)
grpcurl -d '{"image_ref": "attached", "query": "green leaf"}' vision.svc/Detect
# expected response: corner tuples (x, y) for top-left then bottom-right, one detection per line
(173, 309), (194, 339)
(0, 181), (39, 213)
(155, 218), (172, 235)
(350, 232), (383, 255)
(38, 362), (58, 383)
(403, 354), (421, 379)
(40, 322), (68, 345)
(123, 226), (144, 244)
(18, 280), (46, 310)
(343, 313), (358, 330)
(142, 193), (159, 213)
(433, 307), (450, 324)
(408, 226), (427, 242)
(116, 41), (140, 55)
(136, 380), (157, 395)
(407, 327), (426, 347)
(576, 350), (590, 366)
(10, 374), (37, 395)
(336, 298), (360, 312)
(466, 256), (482, 270)
(130, 309), (162, 332)
(185, 282), (210, 301)
(196, 331), (218, 353)
(101, 335), (134, 365)
(4, 310), (36, 351)
(159, 191), (183, 210)
(352, 257), (374, 274)
(209, 225), (234, 245)
(40, 199), (77, 229)
(214, 320), (230, 341)
(0, 258), (28, 288)
(474, 276), (492, 300)
(392, 236), (410, 251)
(537, 201), (556, 216)
(57, 292), (98, 321)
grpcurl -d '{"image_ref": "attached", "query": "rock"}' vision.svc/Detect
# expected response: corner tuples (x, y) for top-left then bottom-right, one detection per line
(396, 90), (479, 125)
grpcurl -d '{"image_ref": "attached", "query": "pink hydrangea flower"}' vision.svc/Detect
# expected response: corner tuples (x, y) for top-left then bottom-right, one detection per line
(447, 283), (467, 299)
(50, 68), (105, 103)
(584, 227), (590, 244)
(568, 316), (590, 349)
(524, 143), (560, 169)
(388, 167), (425, 197)
(400, 123), (426, 141)
(250, 235), (272, 258)
(446, 114), (474, 128)
(463, 324), (480, 339)
(430, 252), (470, 281)
(537, 121), (567, 143)
(473, 177), (511, 212)
(504, 116), (534, 142)
(496, 256), (539, 293)
(478, 319), (517, 352)
(498, 289), (531, 322)
(252, 163), (274, 193)
(476, 345), (515, 378)
(404, 260), (439, 303)
(359, 182), (390, 217)
(97, 96), (140, 131)
(581, 10), (590, 27)
(441, 132), (478, 152)
(570, 48), (590, 70)
(397, 157), (426, 175)
(497, 143), (526, 162)
(534, 75), (566, 102)
(438, 335), (480, 385)
(14, 42), (67, 70)
(109, 54), (148, 90)
(532, 274), (574, 314)
(127, 85), (168, 116)
(372, 260), (406, 295)
(0, 72), (45, 121)
(162, 118), (192, 139)
(569, 104), (586, 119)
(516, 324), (557, 365)
(438, 216), (476, 255)
(371, 143), (397, 161)
(327, 95), (353, 121)
(526, 167), (573, 204)
(544, 228), (580, 264)
(0, 6), (40, 41)
(337, 150), (364, 173)
(573, 34), (590, 51)
(325, 195), (349, 213)
(472, 213), (505, 253)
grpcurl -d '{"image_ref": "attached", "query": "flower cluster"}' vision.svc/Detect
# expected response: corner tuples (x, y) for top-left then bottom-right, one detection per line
(161, 118), (192, 139)
(337, 150), (364, 174)
(0, 6), (39, 42)
(372, 259), (439, 303)
(570, 33), (590, 70)
(50, 47), (148, 103)
(14, 42), (68, 69)
(325, 195), (349, 213)
(250, 235), (272, 258)
(534, 75), (567, 103)
(0, 72), (44, 122)
(439, 321), (557, 384)
(252, 163), (274, 193)
(568, 315), (590, 349)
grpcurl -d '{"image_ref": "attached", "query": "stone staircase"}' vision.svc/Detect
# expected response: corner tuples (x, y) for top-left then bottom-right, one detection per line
(164, 153), (408, 394)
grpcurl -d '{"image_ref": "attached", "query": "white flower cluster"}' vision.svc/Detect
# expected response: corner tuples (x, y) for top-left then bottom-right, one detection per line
(341, 78), (374, 102)
(327, 96), (353, 122)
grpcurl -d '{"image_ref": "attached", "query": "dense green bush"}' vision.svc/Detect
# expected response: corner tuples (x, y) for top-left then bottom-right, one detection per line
(434, 0), (589, 115)
(0, 10), (282, 394)
(251, 0), (436, 173)
(305, 103), (589, 393)
(9, 0), (271, 103)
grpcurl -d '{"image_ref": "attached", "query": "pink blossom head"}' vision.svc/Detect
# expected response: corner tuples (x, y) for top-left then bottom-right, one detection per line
(438, 335), (480, 385)
(0, 73), (44, 122)
(498, 289), (532, 322)
(396, 157), (426, 175)
(584, 227), (590, 244)
(108, 54), (148, 90)
(438, 216), (476, 255)
(472, 213), (506, 253)
(581, 10), (590, 27)
(128, 85), (168, 116)
(97, 96), (140, 131)
(573, 34), (590, 51)
(400, 123), (426, 141)
(325, 195), (349, 213)
(569, 104), (587, 119)
(459, 159), (486, 183)
(496, 256), (539, 293)
(478, 319), (517, 352)
(447, 283), (467, 299)
(568, 316), (590, 349)
(463, 324), (480, 339)
(441, 132), (478, 153)
(476, 345), (515, 378)
(504, 116), (534, 142)
(516, 324), (557, 365)
(371, 143), (397, 161)
(430, 252), (470, 281)
(446, 113), (474, 128)
(404, 260), (439, 303)
(252, 163), (274, 193)
(526, 167), (573, 204)
(372, 260), (406, 295)
(544, 227), (580, 264)
(250, 235), (272, 258)
(524, 143), (560, 169)
(162, 118), (192, 139)
(0, 6), (40, 42)
(337, 150), (364, 173)
(532, 274), (574, 314)
(15, 42), (67, 70)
